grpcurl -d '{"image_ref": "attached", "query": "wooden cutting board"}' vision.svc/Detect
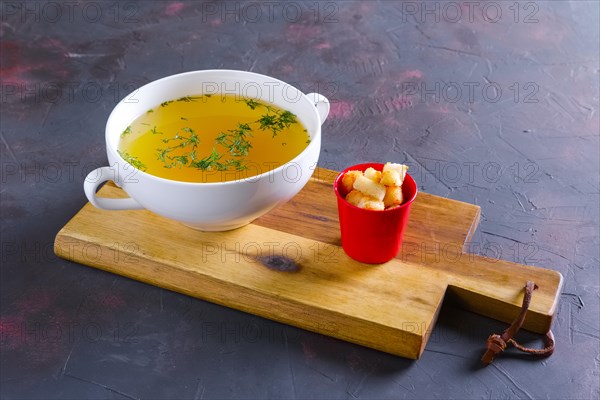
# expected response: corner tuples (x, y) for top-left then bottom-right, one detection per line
(54, 168), (562, 359)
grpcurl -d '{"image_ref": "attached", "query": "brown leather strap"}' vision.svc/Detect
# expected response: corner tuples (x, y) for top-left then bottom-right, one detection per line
(481, 281), (555, 365)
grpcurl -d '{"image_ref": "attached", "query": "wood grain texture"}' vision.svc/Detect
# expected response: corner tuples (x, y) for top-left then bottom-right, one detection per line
(55, 168), (562, 359)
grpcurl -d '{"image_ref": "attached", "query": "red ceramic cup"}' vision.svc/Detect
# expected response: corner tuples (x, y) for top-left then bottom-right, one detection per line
(334, 163), (418, 264)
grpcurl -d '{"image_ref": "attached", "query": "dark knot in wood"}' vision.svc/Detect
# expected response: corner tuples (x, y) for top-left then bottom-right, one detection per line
(259, 255), (301, 273)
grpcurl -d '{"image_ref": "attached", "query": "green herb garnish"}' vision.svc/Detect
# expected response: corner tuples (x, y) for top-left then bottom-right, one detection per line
(160, 100), (174, 107)
(244, 99), (299, 136)
(176, 96), (203, 103)
(216, 123), (253, 157)
(223, 158), (247, 171)
(121, 126), (132, 138)
(244, 101), (298, 137)
(256, 109), (297, 137)
(257, 114), (277, 131)
(189, 147), (223, 170)
(156, 127), (201, 169)
(117, 150), (146, 171)
(156, 124), (252, 171)
(156, 127), (239, 171)
(245, 98), (261, 110)
(151, 126), (162, 135)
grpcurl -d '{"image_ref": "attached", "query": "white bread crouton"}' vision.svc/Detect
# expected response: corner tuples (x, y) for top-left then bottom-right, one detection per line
(381, 162), (408, 186)
(380, 170), (402, 186)
(362, 199), (385, 210)
(364, 167), (382, 182)
(345, 190), (370, 208)
(383, 185), (404, 208)
(345, 190), (384, 210)
(383, 162), (409, 178)
(341, 170), (363, 194)
(353, 174), (386, 201)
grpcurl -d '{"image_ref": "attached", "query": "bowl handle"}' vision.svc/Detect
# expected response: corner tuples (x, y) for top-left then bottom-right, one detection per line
(84, 166), (144, 211)
(306, 93), (330, 125)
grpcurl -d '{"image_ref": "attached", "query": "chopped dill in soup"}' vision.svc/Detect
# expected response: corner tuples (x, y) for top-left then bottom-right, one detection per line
(118, 94), (310, 183)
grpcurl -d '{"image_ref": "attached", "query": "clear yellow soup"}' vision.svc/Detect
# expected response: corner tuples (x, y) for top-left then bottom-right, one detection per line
(118, 94), (310, 183)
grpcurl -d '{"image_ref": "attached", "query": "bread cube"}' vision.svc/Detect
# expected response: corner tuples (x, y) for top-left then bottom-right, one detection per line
(364, 167), (382, 182)
(363, 199), (385, 211)
(383, 162), (409, 177)
(383, 185), (404, 208)
(381, 170), (402, 186)
(345, 190), (384, 210)
(353, 175), (386, 201)
(382, 162), (408, 186)
(345, 190), (369, 208)
(341, 170), (363, 194)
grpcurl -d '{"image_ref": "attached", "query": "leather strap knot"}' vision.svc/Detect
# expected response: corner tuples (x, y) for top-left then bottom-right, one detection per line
(485, 334), (507, 354)
(481, 281), (556, 365)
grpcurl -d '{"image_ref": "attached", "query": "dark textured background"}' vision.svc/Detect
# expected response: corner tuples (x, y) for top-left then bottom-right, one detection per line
(1, 1), (599, 399)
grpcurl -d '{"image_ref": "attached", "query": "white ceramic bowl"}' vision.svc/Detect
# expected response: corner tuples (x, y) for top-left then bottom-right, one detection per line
(84, 70), (329, 231)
